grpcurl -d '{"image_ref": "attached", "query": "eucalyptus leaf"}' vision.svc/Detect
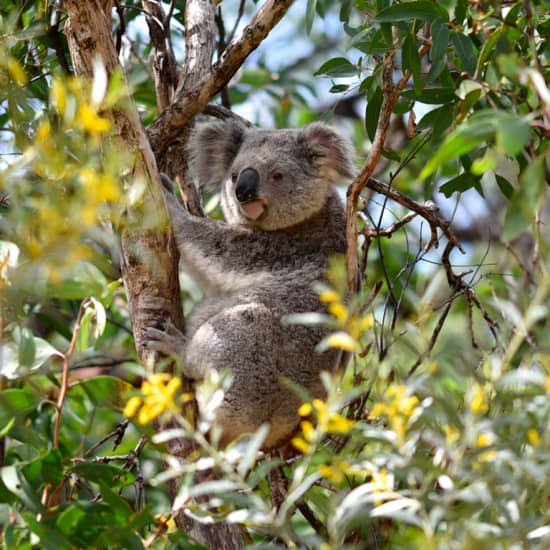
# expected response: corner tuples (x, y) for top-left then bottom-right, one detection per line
(431, 18), (450, 61)
(376, 1), (449, 22)
(314, 57), (357, 77)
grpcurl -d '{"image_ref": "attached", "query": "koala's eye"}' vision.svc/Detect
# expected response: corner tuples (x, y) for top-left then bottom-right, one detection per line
(231, 172), (238, 183)
(272, 172), (284, 184)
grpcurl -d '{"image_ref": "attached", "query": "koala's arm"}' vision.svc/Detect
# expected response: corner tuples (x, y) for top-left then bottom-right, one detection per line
(160, 177), (274, 292)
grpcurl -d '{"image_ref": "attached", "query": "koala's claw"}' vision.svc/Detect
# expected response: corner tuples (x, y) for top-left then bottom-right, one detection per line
(142, 318), (187, 358)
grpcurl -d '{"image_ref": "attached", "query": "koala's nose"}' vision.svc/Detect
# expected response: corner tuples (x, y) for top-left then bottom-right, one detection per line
(235, 168), (260, 203)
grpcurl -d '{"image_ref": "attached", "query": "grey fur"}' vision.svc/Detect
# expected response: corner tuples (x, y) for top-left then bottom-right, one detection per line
(145, 121), (355, 449)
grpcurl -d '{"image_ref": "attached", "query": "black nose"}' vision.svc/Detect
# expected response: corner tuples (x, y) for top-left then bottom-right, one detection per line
(235, 168), (260, 203)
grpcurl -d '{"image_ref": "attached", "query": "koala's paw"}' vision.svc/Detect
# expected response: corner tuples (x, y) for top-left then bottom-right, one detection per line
(142, 318), (187, 358)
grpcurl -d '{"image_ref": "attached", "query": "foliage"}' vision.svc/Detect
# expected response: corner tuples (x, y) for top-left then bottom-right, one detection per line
(1, 0), (549, 549)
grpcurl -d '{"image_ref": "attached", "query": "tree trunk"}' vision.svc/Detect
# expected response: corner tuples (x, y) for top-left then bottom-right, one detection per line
(61, 1), (293, 547)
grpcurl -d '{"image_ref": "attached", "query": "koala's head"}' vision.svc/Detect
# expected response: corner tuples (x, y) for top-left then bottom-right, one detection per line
(188, 120), (355, 230)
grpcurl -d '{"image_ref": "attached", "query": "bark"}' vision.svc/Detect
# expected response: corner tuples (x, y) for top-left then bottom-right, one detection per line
(62, 0), (184, 359)
(62, 1), (294, 548)
(142, 0), (180, 111)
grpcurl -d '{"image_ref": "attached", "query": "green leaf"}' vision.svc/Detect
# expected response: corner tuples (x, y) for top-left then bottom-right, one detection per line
(239, 68), (272, 88)
(456, 79), (484, 100)
(40, 449), (64, 487)
(2, 329), (62, 379)
(476, 27), (503, 75)
(71, 463), (136, 488)
(420, 110), (503, 178)
(46, 261), (108, 300)
(314, 57), (357, 77)
(305, 0), (317, 35)
(72, 375), (133, 410)
(76, 298), (107, 352)
(56, 506), (88, 538)
(1, 466), (43, 512)
(495, 174), (514, 199)
(403, 32), (422, 93)
(365, 87), (383, 142)
(427, 55), (447, 83)
(431, 18), (450, 61)
(0, 389), (40, 428)
(452, 33), (477, 75)
(329, 83), (350, 93)
(402, 87), (456, 104)
(17, 328), (36, 368)
(376, 1), (449, 22)
(24, 514), (73, 550)
(237, 424), (270, 478)
(494, 113), (531, 156)
(439, 173), (482, 197)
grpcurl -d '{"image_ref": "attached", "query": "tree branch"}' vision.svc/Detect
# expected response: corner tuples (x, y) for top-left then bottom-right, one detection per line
(346, 51), (412, 293)
(142, 0), (180, 111)
(147, 0), (293, 161)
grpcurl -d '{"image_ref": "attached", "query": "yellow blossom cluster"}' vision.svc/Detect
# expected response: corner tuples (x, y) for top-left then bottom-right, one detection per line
(291, 398), (356, 454)
(319, 288), (374, 353)
(123, 373), (184, 424)
(370, 384), (420, 444)
(5, 74), (124, 285)
(318, 459), (351, 484)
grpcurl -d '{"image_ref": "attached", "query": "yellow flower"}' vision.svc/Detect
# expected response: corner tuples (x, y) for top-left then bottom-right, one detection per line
(51, 79), (67, 116)
(326, 332), (360, 352)
(319, 289), (341, 303)
(527, 429), (540, 447)
(478, 450), (497, 462)
(369, 384), (420, 443)
(427, 361), (438, 373)
(78, 104), (111, 135)
(291, 436), (310, 454)
(155, 514), (177, 534)
(123, 396), (143, 418)
(318, 459), (350, 484)
(7, 58), (27, 86)
(298, 402), (312, 417)
(359, 313), (374, 332)
(443, 424), (460, 445)
(326, 413), (355, 434)
(96, 174), (120, 202)
(37, 120), (51, 142)
(371, 469), (394, 506)
(300, 420), (316, 442)
(476, 432), (494, 447)
(125, 373), (182, 424)
(546, 375), (550, 393)
(470, 384), (488, 415)
(369, 402), (386, 418)
(328, 302), (348, 323)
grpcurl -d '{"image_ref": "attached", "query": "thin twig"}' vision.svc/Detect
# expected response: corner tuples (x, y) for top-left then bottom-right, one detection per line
(53, 299), (89, 449)
(83, 419), (130, 458)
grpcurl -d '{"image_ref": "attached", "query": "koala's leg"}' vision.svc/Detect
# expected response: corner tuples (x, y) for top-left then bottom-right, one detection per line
(186, 302), (296, 447)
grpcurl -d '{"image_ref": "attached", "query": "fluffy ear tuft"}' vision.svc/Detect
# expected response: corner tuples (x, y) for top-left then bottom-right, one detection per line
(188, 120), (246, 189)
(301, 122), (356, 181)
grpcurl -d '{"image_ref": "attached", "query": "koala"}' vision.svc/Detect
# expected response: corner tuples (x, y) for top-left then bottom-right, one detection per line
(144, 120), (355, 449)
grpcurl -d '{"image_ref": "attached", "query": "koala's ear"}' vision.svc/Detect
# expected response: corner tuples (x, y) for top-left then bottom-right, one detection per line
(188, 120), (246, 189)
(301, 122), (356, 180)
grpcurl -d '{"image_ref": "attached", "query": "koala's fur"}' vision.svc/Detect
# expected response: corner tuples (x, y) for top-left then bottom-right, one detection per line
(145, 120), (355, 449)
